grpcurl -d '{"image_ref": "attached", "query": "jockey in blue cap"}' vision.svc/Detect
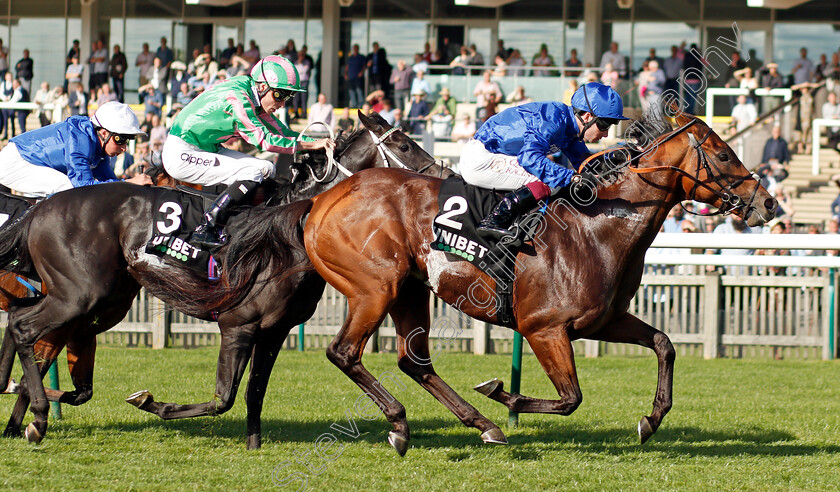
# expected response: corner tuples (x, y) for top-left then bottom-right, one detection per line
(459, 81), (628, 239)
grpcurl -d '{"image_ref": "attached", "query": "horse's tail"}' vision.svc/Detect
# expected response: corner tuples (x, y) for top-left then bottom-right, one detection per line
(0, 207), (35, 273)
(207, 199), (315, 312)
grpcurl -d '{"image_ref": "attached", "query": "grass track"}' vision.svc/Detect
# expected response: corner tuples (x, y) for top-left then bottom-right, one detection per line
(2, 347), (840, 491)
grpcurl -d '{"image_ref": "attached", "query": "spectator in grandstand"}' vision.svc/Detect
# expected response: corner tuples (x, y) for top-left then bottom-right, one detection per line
(33, 82), (56, 127)
(476, 92), (498, 128)
(507, 49), (526, 76)
(155, 37), (174, 71)
(142, 86), (163, 117)
(440, 37), (459, 65)
(473, 70), (503, 118)
(467, 44), (484, 75)
(392, 108), (411, 133)
(723, 51), (747, 88)
(823, 52), (840, 95)
(429, 87), (456, 119)
(360, 102), (372, 116)
(531, 43), (556, 77)
(65, 55), (84, 88)
(450, 46), (471, 76)
(823, 92), (840, 152)
(707, 216), (754, 274)
(600, 42), (626, 78)
(242, 40), (261, 68)
(792, 47), (815, 86)
(68, 82), (88, 117)
(563, 79), (579, 105)
(644, 48), (664, 69)
(219, 38), (236, 70)
(411, 53), (429, 75)
(564, 48), (582, 77)
(733, 66), (759, 92)
(2, 78), (29, 139)
(495, 40), (511, 62)
(0, 39), (7, 81)
(757, 126), (791, 193)
(793, 82), (817, 153)
(135, 43), (154, 100)
(96, 82), (118, 107)
(761, 62), (784, 90)
(508, 85), (533, 106)
(345, 44), (367, 108)
(756, 220), (790, 276)
(110, 44), (127, 103)
(730, 94), (757, 135)
(365, 89), (385, 113)
(451, 113), (476, 143)
(682, 43), (705, 115)
(88, 40), (108, 98)
(144, 56), (168, 96)
(492, 54), (508, 77)
(772, 184), (795, 219)
(663, 44), (685, 94)
(421, 42), (433, 63)
(149, 113), (167, 148)
(406, 89), (429, 134)
(410, 70), (432, 99)
(228, 44), (251, 75)
(335, 107), (354, 133)
(308, 93), (334, 127)
(643, 60), (666, 108)
(390, 59), (413, 112)
(14, 48), (33, 93)
(291, 50), (313, 120)
(600, 63), (619, 90)
(367, 41), (391, 96)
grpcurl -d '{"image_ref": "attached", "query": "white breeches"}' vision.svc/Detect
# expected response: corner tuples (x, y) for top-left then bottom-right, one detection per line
(0, 143), (73, 197)
(458, 138), (538, 191)
(162, 135), (276, 186)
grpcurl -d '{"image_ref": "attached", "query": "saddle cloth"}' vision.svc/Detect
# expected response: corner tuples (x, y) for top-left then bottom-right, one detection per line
(430, 177), (545, 325)
(145, 187), (216, 273)
(0, 191), (33, 231)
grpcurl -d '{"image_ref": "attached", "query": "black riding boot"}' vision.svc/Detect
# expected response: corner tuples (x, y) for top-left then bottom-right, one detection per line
(476, 186), (538, 241)
(191, 180), (260, 248)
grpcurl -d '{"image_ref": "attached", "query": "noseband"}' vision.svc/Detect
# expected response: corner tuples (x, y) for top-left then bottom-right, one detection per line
(368, 127), (446, 177)
(626, 119), (761, 217)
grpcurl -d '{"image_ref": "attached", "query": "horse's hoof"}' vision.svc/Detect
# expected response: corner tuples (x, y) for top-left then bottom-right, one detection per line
(638, 416), (656, 444)
(474, 378), (503, 397)
(480, 427), (508, 445)
(387, 431), (409, 457)
(3, 378), (19, 394)
(246, 434), (261, 450)
(125, 390), (153, 409)
(24, 422), (43, 444)
(3, 426), (22, 438)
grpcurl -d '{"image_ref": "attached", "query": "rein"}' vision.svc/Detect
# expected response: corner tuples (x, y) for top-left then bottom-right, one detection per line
(581, 119), (760, 217)
(296, 121), (353, 183)
(368, 127), (447, 177)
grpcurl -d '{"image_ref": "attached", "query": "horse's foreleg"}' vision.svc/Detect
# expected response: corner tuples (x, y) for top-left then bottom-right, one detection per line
(60, 334), (96, 405)
(475, 329), (583, 416)
(586, 313), (675, 443)
(243, 329), (290, 450)
(392, 279), (506, 445)
(126, 325), (258, 420)
(326, 296), (411, 456)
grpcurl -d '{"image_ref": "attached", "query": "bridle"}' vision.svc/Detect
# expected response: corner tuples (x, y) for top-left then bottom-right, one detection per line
(368, 127), (446, 177)
(296, 121), (352, 183)
(619, 118), (761, 217)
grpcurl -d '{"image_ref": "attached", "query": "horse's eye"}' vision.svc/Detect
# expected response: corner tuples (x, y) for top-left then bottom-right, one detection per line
(399, 143), (409, 152)
(718, 152), (729, 161)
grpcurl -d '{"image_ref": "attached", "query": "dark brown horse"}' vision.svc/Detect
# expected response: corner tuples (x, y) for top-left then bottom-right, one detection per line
(0, 112), (450, 447)
(295, 112), (776, 455)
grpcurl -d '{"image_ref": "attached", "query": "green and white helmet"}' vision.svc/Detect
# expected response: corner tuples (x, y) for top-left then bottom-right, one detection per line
(250, 55), (305, 92)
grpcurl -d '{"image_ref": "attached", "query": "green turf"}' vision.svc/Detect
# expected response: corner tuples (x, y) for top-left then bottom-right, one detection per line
(1, 347), (840, 491)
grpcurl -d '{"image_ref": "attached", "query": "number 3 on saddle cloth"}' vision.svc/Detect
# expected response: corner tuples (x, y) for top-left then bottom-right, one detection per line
(146, 187), (221, 278)
(430, 177), (548, 325)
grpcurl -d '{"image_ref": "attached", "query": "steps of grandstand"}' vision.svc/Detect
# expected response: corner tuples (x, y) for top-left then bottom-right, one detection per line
(786, 148), (840, 226)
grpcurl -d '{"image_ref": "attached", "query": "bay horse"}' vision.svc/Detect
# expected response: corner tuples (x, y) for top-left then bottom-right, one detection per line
(0, 111), (450, 447)
(295, 112), (777, 455)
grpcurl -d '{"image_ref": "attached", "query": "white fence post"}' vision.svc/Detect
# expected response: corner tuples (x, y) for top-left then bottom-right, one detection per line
(584, 340), (600, 358)
(151, 296), (169, 349)
(703, 271), (721, 359)
(473, 320), (489, 355)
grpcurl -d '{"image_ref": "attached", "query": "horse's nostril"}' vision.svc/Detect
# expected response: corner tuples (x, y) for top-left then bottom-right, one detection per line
(765, 198), (778, 212)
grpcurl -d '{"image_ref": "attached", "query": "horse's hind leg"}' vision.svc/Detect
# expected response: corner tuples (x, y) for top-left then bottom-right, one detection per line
(586, 313), (675, 443)
(4, 330), (70, 438)
(243, 328), (291, 450)
(60, 334), (97, 406)
(392, 279), (506, 445)
(475, 328), (584, 416)
(326, 295), (411, 456)
(126, 324), (258, 421)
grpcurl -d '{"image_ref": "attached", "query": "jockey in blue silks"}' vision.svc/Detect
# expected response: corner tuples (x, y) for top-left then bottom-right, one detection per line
(0, 101), (152, 197)
(459, 82), (628, 239)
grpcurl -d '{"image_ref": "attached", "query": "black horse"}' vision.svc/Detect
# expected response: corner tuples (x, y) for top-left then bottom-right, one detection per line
(0, 111), (451, 448)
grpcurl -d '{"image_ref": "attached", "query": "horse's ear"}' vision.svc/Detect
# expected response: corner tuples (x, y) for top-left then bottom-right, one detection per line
(357, 109), (370, 128)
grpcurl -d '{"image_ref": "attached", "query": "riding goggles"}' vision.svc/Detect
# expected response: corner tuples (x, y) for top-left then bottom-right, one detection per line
(111, 133), (135, 146)
(595, 117), (620, 132)
(271, 88), (296, 102)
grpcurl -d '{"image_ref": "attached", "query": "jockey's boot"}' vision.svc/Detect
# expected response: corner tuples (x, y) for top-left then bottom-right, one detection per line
(191, 180), (260, 249)
(477, 185), (538, 241)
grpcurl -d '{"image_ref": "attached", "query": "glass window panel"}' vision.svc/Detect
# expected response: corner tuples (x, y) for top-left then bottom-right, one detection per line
(123, 19), (173, 94)
(110, 19), (125, 54)
(775, 0), (840, 22)
(499, 21), (564, 67)
(372, 0), (430, 19)
(633, 0), (700, 22)
(305, 19), (323, 59)
(774, 23), (840, 75)
(245, 19), (306, 59)
(67, 18), (82, 63)
(632, 23), (699, 72)
(565, 21), (585, 62)
(368, 20), (426, 64)
(499, 0), (564, 20)
(604, 22), (631, 69)
(10, 18), (66, 89)
(215, 25), (239, 56)
(351, 20), (368, 52)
